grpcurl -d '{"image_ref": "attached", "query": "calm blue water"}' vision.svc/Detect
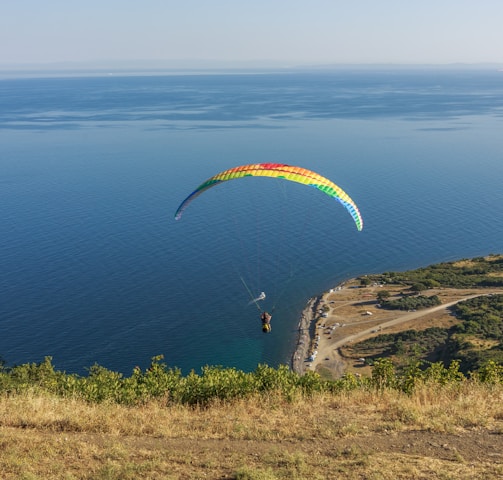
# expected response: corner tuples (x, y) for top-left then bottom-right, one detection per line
(1, 69), (502, 374)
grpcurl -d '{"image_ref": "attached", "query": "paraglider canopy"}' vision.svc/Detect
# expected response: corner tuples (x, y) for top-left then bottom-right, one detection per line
(174, 163), (363, 231)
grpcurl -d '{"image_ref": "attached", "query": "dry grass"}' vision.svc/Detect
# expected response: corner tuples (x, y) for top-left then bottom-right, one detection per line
(1, 383), (502, 479)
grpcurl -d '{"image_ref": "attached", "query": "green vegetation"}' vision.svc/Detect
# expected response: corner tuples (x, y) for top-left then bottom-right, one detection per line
(1, 354), (502, 408)
(452, 294), (503, 339)
(367, 253), (503, 289)
(351, 326), (449, 359)
(450, 294), (503, 370)
(0, 356), (331, 406)
(379, 294), (442, 311)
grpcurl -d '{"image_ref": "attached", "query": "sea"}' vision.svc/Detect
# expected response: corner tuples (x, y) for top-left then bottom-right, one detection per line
(1, 67), (502, 375)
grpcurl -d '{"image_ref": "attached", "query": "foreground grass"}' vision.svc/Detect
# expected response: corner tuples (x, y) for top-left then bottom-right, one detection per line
(1, 382), (502, 479)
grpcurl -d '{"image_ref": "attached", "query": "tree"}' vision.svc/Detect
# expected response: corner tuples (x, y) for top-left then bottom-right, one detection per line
(410, 283), (428, 294)
(377, 290), (391, 303)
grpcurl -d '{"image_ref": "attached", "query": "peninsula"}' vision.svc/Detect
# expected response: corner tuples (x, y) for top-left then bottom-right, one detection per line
(292, 254), (503, 378)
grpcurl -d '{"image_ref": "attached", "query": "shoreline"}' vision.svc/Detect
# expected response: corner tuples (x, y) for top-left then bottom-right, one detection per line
(290, 279), (349, 375)
(291, 295), (322, 375)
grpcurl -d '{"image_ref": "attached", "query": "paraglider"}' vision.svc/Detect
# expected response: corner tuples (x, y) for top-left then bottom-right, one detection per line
(175, 163), (363, 334)
(174, 163), (363, 231)
(260, 311), (272, 333)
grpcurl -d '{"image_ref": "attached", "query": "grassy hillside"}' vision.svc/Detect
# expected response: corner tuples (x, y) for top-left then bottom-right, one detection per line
(1, 374), (503, 479)
(1, 356), (502, 478)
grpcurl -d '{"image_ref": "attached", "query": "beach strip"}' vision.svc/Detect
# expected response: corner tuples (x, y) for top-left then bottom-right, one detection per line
(291, 295), (323, 374)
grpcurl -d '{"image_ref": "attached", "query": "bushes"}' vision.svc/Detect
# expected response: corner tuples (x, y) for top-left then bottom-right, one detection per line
(0, 356), (332, 406)
(368, 254), (503, 289)
(371, 358), (470, 394)
(1, 355), (502, 406)
(380, 294), (441, 311)
(451, 294), (503, 340)
(0, 356), (63, 394)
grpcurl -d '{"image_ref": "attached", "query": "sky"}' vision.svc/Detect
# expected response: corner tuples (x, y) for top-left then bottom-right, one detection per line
(1, 0), (503, 68)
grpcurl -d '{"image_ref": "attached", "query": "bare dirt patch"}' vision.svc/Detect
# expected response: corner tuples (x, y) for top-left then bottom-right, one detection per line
(2, 413), (502, 479)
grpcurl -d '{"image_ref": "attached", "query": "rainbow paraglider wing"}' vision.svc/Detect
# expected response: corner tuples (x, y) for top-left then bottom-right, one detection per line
(174, 163), (363, 231)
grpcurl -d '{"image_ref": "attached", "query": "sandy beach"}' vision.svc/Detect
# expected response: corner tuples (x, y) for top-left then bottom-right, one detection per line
(291, 278), (503, 378)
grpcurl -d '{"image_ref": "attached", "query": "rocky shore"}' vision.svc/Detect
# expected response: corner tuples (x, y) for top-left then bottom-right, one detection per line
(291, 295), (322, 375)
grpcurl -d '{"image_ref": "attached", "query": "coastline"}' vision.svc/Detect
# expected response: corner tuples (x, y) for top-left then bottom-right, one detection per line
(290, 278), (350, 375)
(290, 293), (324, 375)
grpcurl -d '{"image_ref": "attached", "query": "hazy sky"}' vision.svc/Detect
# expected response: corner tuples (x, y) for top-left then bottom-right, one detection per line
(2, 0), (502, 67)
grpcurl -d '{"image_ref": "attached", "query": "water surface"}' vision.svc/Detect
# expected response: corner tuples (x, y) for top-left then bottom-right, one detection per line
(1, 69), (502, 373)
